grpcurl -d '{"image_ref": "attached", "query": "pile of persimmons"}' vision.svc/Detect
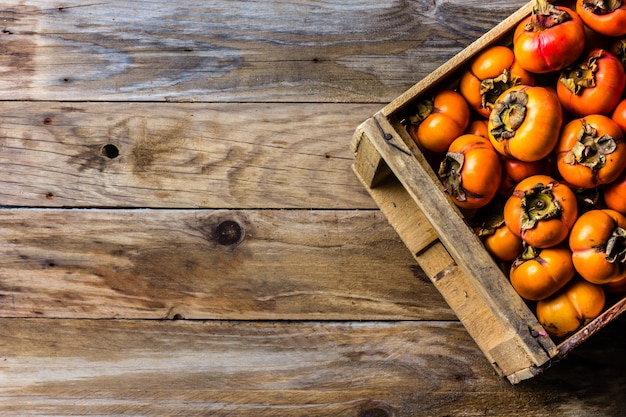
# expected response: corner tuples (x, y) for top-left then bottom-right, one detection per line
(405, 0), (626, 338)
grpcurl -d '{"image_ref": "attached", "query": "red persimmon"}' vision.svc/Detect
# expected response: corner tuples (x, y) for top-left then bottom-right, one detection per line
(557, 49), (626, 117)
(576, 0), (626, 37)
(513, 0), (586, 74)
(556, 115), (626, 189)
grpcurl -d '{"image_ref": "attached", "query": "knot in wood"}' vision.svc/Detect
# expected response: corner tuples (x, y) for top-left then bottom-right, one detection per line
(101, 144), (120, 159)
(213, 220), (244, 246)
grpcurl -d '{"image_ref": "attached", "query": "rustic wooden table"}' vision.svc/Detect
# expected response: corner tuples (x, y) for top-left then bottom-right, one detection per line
(1, 1), (625, 415)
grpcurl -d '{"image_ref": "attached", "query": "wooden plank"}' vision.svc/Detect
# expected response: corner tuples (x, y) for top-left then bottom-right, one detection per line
(0, 208), (454, 320)
(2, 318), (626, 416)
(2, 0), (528, 102)
(0, 101), (378, 209)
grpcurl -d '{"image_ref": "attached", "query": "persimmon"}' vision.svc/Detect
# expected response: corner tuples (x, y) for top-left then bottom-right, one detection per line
(407, 90), (470, 153)
(465, 119), (489, 138)
(557, 49), (626, 117)
(473, 199), (524, 262)
(604, 168), (626, 215)
(576, 0), (626, 37)
(460, 45), (535, 118)
(438, 134), (502, 209)
(513, 0), (586, 74)
(569, 209), (626, 285)
(556, 115), (626, 189)
(488, 85), (563, 162)
(510, 244), (576, 301)
(536, 278), (605, 338)
(498, 156), (550, 196)
(504, 175), (578, 248)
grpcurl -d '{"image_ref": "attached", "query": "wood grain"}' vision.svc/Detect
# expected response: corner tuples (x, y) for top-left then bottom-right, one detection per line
(1, 0), (529, 102)
(0, 101), (378, 208)
(1, 318), (625, 416)
(0, 208), (453, 320)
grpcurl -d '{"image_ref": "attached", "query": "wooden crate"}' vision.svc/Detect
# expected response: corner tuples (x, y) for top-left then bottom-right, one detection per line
(351, 0), (626, 384)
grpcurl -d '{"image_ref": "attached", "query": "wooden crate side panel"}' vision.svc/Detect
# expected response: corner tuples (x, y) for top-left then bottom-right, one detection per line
(351, 172), (438, 257)
(353, 125), (553, 380)
(351, 122), (393, 188)
(355, 115), (557, 377)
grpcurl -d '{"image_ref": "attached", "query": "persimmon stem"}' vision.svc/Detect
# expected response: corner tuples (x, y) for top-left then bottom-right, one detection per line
(438, 152), (467, 202)
(581, 0), (622, 15)
(563, 119), (617, 175)
(519, 182), (561, 231)
(526, 0), (571, 31)
(490, 90), (528, 141)
(606, 227), (626, 263)
(559, 50), (602, 95)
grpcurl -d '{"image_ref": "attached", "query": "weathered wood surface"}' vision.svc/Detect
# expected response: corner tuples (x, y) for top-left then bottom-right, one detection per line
(0, 208), (453, 320)
(3, 0), (626, 415)
(2, 318), (626, 417)
(2, 0), (528, 103)
(0, 101), (378, 209)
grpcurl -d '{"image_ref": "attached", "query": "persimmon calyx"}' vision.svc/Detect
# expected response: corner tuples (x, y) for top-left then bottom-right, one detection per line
(606, 227), (626, 263)
(473, 201), (506, 237)
(563, 120), (617, 171)
(490, 90), (528, 141)
(559, 50), (602, 95)
(526, 0), (572, 31)
(409, 97), (434, 125)
(615, 39), (626, 69)
(479, 70), (521, 111)
(513, 243), (540, 267)
(517, 182), (562, 230)
(581, 0), (623, 15)
(438, 152), (467, 202)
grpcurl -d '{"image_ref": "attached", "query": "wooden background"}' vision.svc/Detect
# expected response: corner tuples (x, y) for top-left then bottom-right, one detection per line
(1, 1), (625, 415)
